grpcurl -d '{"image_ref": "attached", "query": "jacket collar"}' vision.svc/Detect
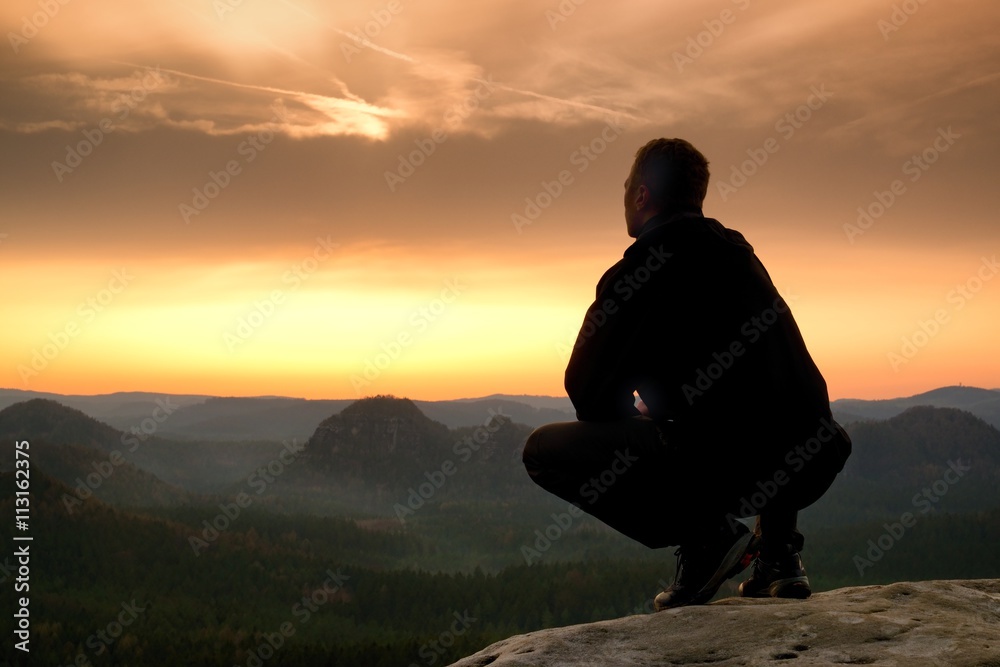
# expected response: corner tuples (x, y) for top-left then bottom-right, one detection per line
(637, 209), (704, 238)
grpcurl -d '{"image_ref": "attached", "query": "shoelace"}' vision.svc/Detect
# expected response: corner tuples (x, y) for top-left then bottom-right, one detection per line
(670, 543), (708, 584)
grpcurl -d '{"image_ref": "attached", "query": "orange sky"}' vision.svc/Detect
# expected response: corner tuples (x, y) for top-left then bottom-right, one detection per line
(1, 0), (998, 401)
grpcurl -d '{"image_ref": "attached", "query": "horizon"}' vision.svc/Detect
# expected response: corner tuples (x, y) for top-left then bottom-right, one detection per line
(3, 382), (998, 405)
(2, 1), (999, 402)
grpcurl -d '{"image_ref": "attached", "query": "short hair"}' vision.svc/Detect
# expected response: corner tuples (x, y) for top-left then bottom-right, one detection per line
(631, 138), (710, 210)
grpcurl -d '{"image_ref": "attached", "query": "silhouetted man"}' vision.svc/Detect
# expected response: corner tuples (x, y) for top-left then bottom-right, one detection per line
(522, 138), (851, 610)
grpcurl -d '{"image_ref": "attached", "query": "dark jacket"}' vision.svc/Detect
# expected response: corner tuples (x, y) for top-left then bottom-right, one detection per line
(565, 211), (849, 507)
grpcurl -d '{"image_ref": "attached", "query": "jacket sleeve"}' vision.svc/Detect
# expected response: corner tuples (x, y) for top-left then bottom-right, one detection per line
(564, 259), (645, 421)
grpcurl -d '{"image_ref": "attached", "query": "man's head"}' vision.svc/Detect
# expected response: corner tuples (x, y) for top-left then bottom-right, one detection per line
(624, 138), (710, 237)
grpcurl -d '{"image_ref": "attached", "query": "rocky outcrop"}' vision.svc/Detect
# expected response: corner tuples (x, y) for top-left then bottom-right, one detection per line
(448, 579), (1000, 666)
(303, 395), (452, 482)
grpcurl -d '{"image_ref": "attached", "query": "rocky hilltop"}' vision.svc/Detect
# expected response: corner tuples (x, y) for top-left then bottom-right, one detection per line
(448, 579), (1000, 666)
(304, 395), (452, 480)
(301, 395), (531, 487)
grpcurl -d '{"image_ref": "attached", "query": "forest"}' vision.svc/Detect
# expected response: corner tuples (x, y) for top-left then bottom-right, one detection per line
(1, 395), (999, 666)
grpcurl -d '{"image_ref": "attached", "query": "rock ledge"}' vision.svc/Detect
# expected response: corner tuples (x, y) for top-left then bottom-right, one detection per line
(448, 579), (1000, 666)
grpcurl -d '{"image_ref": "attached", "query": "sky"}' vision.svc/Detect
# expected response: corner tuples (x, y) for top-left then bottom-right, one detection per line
(1, 0), (998, 402)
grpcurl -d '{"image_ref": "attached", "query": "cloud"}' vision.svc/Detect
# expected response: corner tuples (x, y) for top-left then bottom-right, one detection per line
(2, 0), (999, 152)
(0, 0), (657, 141)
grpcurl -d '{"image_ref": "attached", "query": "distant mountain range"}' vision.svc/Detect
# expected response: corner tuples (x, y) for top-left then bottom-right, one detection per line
(0, 398), (296, 501)
(0, 396), (538, 513)
(2, 385), (998, 443)
(2, 389), (999, 521)
(0, 388), (576, 441)
(831, 385), (1000, 428)
(4, 387), (998, 667)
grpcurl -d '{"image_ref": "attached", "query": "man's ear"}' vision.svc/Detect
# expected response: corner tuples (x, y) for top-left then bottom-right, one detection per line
(634, 184), (651, 210)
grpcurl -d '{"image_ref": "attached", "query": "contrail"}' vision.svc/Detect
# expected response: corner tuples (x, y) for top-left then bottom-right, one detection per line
(331, 26), (419, 64)
(326, 32), (640, 121)
(273, 0), (419, 63)
(113, 62), (399, 118)
(131, 0), (643, 124)
(270, 0), (638, 121)
(479, 79), (645, 122)
(836, 71), (1000, 135)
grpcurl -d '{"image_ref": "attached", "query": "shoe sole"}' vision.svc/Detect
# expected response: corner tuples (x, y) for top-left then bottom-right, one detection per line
(739, 576), (811, 599)
(768, 577), (811, 599)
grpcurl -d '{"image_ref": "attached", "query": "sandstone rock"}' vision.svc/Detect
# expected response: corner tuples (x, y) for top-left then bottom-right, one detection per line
(448, 579), (1000, 666)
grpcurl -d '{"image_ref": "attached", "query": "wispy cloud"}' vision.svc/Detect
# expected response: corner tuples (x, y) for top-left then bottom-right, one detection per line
(1, 0), (998, 146)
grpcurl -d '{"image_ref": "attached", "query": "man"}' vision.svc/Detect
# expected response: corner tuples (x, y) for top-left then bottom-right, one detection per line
(522, 138), (851, 610)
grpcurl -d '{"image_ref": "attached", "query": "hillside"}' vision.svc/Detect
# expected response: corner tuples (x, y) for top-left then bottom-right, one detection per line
(152, 395), (572, 441)
(801, 405), (1000, 529)
(3, 393), (1000, 667)
(0, 388), (209, 424)
(6, 396), (1000, 522)
(0, 398), (127, 453)
(0, 388), (576, 441)
(6, 384), (998, 439)
(29, 440), (190, 510)
(840, 405), (1000, 481)
(832, 385), (1000, 428)
(0, 399), (294, 495)
(261, 395), (538, 515)
(0, 399), (190, 509)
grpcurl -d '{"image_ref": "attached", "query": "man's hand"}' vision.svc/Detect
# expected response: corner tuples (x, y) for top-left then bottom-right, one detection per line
(635, 398), (650, 416)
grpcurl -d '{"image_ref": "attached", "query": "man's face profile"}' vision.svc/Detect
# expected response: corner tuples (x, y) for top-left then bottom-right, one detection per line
(623, 165), (645, 238)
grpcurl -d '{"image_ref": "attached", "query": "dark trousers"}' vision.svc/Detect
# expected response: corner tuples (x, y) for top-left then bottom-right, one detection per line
(522, 416), (804, 553)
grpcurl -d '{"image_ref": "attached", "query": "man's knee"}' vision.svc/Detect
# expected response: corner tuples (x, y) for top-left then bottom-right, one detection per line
(522, 422), (559, 467)
(522, 421), (583, 473)
(522, 427), (541, 468)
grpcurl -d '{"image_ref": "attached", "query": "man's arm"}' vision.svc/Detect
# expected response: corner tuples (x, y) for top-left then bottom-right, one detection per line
(564, 260), (647, 421)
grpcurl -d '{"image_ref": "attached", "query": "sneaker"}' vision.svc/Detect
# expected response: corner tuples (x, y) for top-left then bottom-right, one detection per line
(654, 523), (759, 611)
(738, 551), (811, 599)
